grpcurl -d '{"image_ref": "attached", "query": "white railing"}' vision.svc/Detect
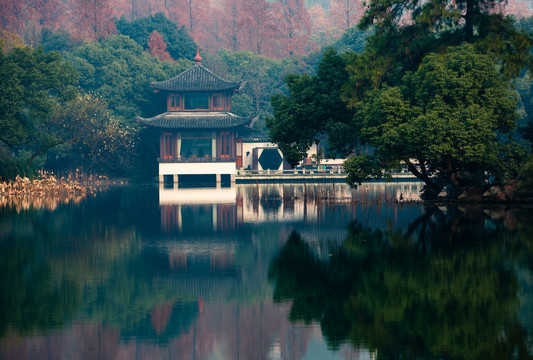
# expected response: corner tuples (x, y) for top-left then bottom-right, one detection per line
(158, 156), (237, 163)
(236, 168), (345, 176)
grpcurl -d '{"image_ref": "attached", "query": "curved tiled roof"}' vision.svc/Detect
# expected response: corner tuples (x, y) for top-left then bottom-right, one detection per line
(151, 65), (241, 92)
(137, 111), (251, 129)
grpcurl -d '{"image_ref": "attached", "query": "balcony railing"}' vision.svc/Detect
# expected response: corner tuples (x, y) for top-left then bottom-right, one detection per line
(236, 168), (345, 176)
(158, 156), (237, 163)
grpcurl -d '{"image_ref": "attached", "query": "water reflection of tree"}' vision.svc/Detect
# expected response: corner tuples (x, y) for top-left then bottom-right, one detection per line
(268, 206), (533, 359)
(0, 188), (279, 342)
(0, 191), (194, 339)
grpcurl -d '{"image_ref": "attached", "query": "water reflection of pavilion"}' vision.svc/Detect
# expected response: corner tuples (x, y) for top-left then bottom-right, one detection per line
(160, 186), (240, 233)
(159, 182), (423, 233)
(158, 183), (424, 273)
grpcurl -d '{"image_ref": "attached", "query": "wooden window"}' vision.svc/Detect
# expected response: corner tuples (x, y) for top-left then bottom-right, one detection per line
(168, 94), (181, 111)
(184, 93), (209, 110)
(179, 131), (213, 158)
(212, 93), (224, 110)
(162, 133), (174, 158)
(180, 131), (214, 139)
(219, 132), (231, 158)
(225, 95), (232, 111)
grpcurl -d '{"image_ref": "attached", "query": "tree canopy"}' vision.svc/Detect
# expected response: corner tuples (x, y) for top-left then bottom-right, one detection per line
(267, 0), (533, 197)
(349, 44), (522, 193)
(0, 47), (78, 149)
(267, 48), (356, 166)
(65, 35), (190, 123)
(0, 44), (143, 179)
(115, 13), (197, 61)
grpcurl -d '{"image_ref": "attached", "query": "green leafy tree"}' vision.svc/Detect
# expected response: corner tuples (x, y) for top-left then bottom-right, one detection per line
(348, 45), (522, 194)
(27, 93), (136, 174)
(515, 154), (533, 197)
(27, 93), (111, 167)
(115, 13), (197, 61)
(267, 73), (322, 166)
(266, 48), (355, 166)
(65, 35), (190, 122)
(334, 0), (533, 196)
(0, 46), (79, 178)
(0, 47), (78, 149)
(329, 26), (371, 54)
(40, 28), (83, 53)
(268, 0), (532, 193)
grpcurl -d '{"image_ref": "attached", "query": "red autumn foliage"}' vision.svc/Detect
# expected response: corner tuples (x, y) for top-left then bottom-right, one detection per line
(0, 0), (395, 57)
(240, 0), (277, 56)
(329, 0), (365, 30)
(148, 29), (173, 61)
(273, 0), (312, 56)
(74, 0), (117, 41)
(167, 0), (210, 44)
(216, 0), (247, 51)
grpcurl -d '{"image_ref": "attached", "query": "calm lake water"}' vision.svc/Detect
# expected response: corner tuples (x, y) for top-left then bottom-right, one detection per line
(1, 182), (533, 360)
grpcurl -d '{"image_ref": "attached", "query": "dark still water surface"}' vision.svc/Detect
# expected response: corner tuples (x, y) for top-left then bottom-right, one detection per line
(1, 183), (533, 360)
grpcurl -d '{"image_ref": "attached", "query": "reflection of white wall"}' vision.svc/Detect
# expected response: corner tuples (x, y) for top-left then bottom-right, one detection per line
(237, 184), (320, 223)
(159, 187), (237, 205)
(160, 183), (423, 224)
(159, 162), (236, 176)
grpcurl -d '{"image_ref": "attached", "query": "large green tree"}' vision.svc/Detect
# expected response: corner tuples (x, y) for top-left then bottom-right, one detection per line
(65, 35), (190, 123)
(0, 47), (78, 150)
(348, 44), (522, 195)
(266, 48), (356, 166)
(267, 0), (532, 196)
(339, 0), (532, 196)
(0, 46), (81, 178)
(28, 93), (136, 174)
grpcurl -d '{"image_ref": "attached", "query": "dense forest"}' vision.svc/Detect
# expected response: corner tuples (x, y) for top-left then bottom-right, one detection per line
(265, 0), (533, 200)
(0, 0), (386, 56)
(0, 0), (374, 179)
(1, 0), (530, 56)
(1, 0), (533, 199)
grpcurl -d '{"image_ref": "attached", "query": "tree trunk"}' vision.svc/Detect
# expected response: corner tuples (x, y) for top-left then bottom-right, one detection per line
(27, 146), (50, 167)
(404, 158), (441, 195)
(189, 0), (194, 34)
(465, 0), (474, 43)
(27, 140), (65, 167)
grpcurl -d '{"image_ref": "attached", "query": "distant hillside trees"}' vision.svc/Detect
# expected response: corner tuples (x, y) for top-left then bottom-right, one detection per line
(268, 0), (533, 199)
(115, 13), (197, 61)
(1, 0), (531, 57)
(64, 35), (190, 122)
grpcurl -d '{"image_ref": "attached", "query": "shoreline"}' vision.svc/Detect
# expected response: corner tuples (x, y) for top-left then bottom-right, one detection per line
(2, 175), (532, 206)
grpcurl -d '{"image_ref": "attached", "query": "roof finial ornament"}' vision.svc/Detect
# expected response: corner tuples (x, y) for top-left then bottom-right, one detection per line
(194, 49), (202, 65)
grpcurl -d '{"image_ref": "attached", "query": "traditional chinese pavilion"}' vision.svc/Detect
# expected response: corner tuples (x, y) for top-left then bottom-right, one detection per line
(138, 50), (251, 184)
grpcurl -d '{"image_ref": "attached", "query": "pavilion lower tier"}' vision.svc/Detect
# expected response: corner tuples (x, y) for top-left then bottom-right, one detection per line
(158, 160), (236, 184)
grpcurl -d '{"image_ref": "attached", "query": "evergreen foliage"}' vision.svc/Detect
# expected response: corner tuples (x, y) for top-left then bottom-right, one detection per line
(115, 13), (197, 61)
(267, 48), (355, 166)
(268, 0), (533, 197)
(350, 45), (522, 191)
(65, 35), (191, 122)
